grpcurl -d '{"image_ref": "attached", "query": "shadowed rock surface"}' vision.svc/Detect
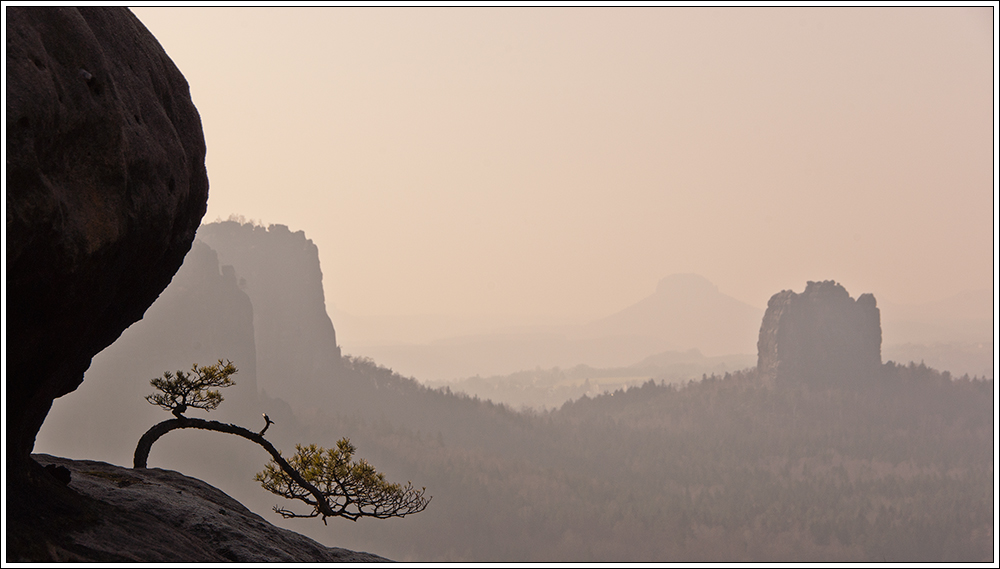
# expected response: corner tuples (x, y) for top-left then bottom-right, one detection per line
(757, 280), (882, 385)
(7, 6), (208, 559)
(18, 455), (387, 562)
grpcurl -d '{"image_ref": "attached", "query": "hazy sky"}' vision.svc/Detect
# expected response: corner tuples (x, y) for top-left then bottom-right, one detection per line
(132, 7), (995, 336)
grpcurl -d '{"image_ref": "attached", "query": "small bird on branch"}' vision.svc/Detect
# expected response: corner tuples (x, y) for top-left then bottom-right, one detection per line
(260, 412), (274, 436)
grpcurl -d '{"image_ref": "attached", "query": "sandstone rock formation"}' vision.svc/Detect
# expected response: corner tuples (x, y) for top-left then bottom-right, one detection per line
(757, 281), (882, 386)
(18, 455), (387, 562)
(197, 221), (343, 408)
(7, 6), (208, 557)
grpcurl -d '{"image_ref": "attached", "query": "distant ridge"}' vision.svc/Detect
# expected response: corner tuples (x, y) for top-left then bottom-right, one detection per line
(356, 274), (762, 380)
(580, 273), (762, 356)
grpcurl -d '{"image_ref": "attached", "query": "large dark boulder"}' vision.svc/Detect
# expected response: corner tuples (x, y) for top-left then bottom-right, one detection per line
(756, 281), (882, 386)
(6, 5), (208, 545)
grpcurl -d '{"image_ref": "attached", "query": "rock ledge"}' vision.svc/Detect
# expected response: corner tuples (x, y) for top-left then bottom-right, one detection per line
(23, 454), (388, 563)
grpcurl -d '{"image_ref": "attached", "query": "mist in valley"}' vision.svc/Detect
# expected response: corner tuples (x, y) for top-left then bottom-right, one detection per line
(35, 221), (994, 562)
(30, 6), (995, 563)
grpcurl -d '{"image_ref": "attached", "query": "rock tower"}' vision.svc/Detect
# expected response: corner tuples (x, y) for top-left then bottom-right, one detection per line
(757, 281), (882, 386)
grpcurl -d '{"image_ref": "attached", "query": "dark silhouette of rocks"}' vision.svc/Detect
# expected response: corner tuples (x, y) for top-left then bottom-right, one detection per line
(21, 455), (387, 562)
(757, 280), (882, 386)
(43, 464), (72, 486)
(7, 7), (208, 557)
(197, 221), (343, 408)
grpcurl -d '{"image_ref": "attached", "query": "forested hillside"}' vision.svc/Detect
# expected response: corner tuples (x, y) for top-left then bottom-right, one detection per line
(35, 222), (992, 562)
(291, 357), (992, 562)
(33, 335), (996, 562)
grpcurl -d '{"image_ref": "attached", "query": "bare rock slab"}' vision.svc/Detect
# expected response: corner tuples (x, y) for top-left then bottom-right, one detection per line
(29, 454), (389, 563)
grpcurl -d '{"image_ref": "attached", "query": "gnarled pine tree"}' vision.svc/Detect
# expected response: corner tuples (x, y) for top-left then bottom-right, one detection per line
(145, 360), (236, 418)
(256, 440), (428, 521)
(133, 360), (429, 524)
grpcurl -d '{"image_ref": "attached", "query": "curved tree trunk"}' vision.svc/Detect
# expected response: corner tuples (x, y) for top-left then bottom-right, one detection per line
(133, 417), (336, 519)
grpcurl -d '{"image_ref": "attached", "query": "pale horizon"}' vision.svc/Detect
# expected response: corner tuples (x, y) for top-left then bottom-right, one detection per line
(133, 7), (995, 343)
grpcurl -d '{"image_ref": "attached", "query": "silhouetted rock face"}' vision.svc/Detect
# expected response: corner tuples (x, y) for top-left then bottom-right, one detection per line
(6, 6), (207, 491)
(197, 222), (342, 408)
(757, 281), (882, 385)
